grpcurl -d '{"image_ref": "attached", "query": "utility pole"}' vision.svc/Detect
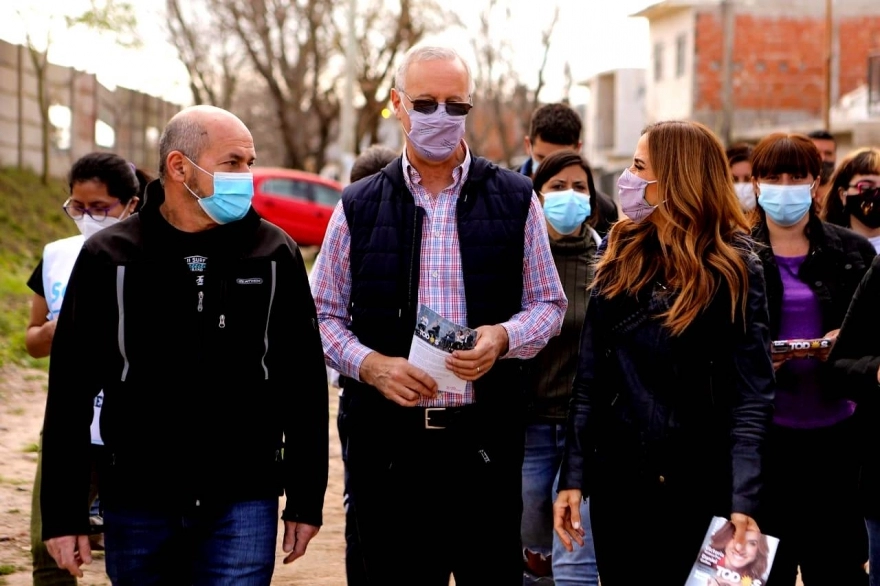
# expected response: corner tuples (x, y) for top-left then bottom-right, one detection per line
(822, 0), (833, 130)
(338, 0), (357, 185)
(719, 0), (735, 147)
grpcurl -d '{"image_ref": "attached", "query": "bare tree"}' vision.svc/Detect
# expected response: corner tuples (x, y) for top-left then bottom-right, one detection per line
(335, 0), (460, 152)
(561, 61), (573, 105)
(18, 0), (139, 184)
(466, 1), (559, 166)
(166, 0), (242, 110)
(165, 0), (458, 170)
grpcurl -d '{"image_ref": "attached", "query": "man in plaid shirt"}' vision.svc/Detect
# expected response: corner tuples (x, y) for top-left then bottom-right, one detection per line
(310, 45), (566, 585)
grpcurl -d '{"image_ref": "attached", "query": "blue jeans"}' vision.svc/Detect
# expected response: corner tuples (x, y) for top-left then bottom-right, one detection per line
(104, 499), (278, 586)
(868, 518), (880, 586)
(521, 423), (598, 586)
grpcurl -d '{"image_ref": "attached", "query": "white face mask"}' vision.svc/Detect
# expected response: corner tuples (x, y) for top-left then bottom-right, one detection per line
(733, 182), (756, 212)
(73, 210), (129, 239)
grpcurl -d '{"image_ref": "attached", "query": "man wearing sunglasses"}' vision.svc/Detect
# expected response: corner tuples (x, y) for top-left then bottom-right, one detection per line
(310, 45), (567, 585)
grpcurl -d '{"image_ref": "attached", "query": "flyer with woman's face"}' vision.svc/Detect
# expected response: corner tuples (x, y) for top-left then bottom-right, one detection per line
(684, 517), (780, 586)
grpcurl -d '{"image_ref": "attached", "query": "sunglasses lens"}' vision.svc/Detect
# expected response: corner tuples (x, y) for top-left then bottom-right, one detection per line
(445, 102), (472, 116)
(412, 100), (438, 115)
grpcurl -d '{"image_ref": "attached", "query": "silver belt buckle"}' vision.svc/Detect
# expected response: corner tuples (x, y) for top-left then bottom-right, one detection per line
(424, 407), (446, 430)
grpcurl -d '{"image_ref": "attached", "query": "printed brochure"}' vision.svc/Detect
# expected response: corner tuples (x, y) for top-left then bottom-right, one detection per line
(684, 516), (780, 586)
(407, 305), (477, 395)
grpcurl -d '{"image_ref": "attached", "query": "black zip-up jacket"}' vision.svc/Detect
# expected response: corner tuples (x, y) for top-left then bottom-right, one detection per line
(753, 215), (876, 393)
(41, 181), (329, 540)
(753, 215), (876, 340)
(559, 239), (775, 519)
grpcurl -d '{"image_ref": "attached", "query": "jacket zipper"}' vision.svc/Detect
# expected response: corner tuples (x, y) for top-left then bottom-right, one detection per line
(708, 360), (715, 407)
(219, 277), (227, 328)
(406, 205), (418, 315)
(261, 261), (277, 379)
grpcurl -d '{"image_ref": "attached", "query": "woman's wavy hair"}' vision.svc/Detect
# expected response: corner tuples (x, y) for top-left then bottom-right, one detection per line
(533, 149), (601, 229)
(822, 147), (880, 227)
(592, 120), (752, 335)
(709, 521), (771, 580)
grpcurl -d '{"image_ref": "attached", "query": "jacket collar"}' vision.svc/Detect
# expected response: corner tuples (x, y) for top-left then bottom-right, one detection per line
(140, 179), (262, 249)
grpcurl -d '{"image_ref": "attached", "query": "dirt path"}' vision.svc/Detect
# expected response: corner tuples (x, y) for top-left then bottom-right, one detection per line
(0, 365), (346, 585)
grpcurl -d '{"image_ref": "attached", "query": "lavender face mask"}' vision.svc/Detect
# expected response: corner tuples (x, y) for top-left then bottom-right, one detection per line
(403, 103), (466, 161)
(618, 168), (659, 224)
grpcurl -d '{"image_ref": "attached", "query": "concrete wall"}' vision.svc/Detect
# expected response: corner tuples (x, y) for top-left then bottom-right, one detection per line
(645, 6), (696, 122)
(0, 38), (181, 179)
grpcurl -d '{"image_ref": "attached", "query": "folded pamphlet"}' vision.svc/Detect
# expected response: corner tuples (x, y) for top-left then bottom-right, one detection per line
(684, 516), (780, 586)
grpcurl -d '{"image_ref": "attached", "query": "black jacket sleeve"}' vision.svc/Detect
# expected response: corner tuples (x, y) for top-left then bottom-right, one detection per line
(41, 245), (110, 540)
(728, 255), (776, 518)
(829, 255), (880, 403)
(273, 243), (329, 527)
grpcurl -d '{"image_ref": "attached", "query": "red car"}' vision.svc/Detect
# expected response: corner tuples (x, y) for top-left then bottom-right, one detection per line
(250, 167), (343, 247)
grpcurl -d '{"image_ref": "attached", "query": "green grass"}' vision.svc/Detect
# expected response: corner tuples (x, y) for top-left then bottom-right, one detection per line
(0, 167), (75, 368)
(0, 564), (14, 575)
(21, 442), (39, 453)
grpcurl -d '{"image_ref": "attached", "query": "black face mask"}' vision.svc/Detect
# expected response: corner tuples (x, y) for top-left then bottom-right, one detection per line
(820, 161), (836, 184)
(845, 188), (880, 229)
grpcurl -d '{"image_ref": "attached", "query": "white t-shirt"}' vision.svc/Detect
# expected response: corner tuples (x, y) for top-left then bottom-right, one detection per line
(42, 236), (104, 445)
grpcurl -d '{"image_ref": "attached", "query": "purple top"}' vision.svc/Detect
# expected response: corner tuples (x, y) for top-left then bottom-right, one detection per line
(773, 255), (855, 428)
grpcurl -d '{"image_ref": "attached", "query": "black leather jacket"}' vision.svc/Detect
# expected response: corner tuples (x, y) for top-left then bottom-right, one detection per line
(830, 255), (880, 516)
(559, 244), (775, 518)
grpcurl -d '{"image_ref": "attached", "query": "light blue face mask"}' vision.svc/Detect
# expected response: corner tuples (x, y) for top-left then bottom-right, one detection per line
(757, 183), (813, 227)
(531, 157), (542, 174)
(183, 156), (254, 224)
(542, 189), (591, 235)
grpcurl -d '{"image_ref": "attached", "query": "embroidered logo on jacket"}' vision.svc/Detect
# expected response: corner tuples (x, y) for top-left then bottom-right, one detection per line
(236, 278), (263, 285)
(184, 256), (207, 272)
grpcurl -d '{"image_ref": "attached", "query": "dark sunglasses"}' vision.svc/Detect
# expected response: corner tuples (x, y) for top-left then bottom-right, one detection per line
(398, 89), (472, 117)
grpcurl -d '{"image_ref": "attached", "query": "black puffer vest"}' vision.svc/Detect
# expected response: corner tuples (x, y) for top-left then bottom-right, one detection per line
(341, 155), (533, 405)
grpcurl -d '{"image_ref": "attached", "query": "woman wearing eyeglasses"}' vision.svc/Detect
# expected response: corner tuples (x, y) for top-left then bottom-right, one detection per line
(25, 152), (148, 586)
(749, 133), (875, 585)
(822, 147), (880, 254)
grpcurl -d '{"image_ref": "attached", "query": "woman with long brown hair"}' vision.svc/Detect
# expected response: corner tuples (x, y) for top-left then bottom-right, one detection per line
(553, 120), (775, 584)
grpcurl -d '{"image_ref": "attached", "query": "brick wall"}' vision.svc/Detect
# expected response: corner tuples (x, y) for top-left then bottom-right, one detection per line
(839, 17), (880, 97)
(693, 11), (880, 124)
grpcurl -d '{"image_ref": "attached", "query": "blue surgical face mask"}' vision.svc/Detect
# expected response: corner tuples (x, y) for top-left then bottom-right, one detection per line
(757, 183), (813, 227)
(542, 189), (591, 235)
(183, 156), (254, 224)
(531, 157), (542, 175)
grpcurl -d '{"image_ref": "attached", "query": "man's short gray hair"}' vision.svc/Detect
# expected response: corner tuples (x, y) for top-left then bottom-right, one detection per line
(394, 46), (475, 95)
(157, 115), (210, 184)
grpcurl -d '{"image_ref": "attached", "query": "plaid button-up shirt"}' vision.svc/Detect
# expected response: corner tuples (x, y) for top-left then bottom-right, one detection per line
(310, 145), (566, 407)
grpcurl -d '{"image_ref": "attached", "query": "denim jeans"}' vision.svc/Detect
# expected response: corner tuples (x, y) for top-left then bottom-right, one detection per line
(867, 518), (880, 586)
(521, 423), (598, 586)
(104, 498), (278, 586)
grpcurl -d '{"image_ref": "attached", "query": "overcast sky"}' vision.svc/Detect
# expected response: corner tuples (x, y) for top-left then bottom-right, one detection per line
(1, 0), (655, 106)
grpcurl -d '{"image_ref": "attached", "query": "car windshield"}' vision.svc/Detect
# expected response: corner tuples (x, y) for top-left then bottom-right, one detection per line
(261, 177), (341, 206)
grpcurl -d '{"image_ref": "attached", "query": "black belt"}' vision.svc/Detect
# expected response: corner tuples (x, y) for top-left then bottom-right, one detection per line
(410, 405), (477, 430)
